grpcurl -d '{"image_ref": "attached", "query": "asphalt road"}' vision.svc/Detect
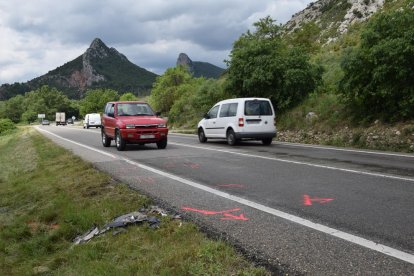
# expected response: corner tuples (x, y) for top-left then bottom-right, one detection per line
(36, 125), (414, 275)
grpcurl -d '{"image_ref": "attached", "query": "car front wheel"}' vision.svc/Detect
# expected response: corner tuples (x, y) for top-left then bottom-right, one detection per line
(115, 131), (126, 151)
(101, 129), (112, 147)
(156, 138), (167, 149)
(198, 128), (207, 143)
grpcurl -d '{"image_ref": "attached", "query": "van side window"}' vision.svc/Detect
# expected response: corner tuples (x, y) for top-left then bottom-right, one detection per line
(219, 104), (230, 117)
(245, 100), (272, 116)
(219, 103), (238, 117)
(208, 105), (220, 119)
(228, 103), (238, 117)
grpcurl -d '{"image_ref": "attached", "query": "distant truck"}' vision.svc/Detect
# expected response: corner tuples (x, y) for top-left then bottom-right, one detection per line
(55, 112), (66, 126)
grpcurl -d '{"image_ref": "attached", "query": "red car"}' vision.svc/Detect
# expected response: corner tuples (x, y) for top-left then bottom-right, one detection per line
(101, 101), (168, 151)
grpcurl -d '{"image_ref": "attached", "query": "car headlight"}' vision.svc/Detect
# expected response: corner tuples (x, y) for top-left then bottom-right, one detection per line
(125, 124), (135, 129)
(158, 123), (167, 128)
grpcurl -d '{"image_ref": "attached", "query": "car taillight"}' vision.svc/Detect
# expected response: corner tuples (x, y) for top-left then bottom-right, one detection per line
(238, 118), (244, 127)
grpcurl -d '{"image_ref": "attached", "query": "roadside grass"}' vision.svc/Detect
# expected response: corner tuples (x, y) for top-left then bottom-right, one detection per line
(0, 127), (269, 275)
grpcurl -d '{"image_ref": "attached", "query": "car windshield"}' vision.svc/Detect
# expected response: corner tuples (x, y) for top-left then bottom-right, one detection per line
(117, 103), (154, 116)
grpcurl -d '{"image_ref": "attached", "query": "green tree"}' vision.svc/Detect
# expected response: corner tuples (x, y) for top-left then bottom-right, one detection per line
(21, 110), (38, 124)
(287, 22), (321, 54)
(22, 85), (72, 122)
(149, 66), (193, 113)
(169, 79), (232, 127)
(119, 92), (138, 101)
(225, 16), (322, 113)
(339, 8), (414, 121)
(79, 89), (119, 117)
(3, 95), (25, 123)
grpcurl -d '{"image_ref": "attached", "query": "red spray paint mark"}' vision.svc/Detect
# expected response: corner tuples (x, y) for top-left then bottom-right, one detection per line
(182, 207), (249, 221)
(217, 184), (244, 188)
(182, 207), (240, 215)
(303, 194), (334, 206)
(183, 163), (200, 169)
(220, 213), (249, 221)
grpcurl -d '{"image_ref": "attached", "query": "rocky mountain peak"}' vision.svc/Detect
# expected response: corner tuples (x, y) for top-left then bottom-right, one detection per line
(176, 53), (194, 72)
(285, 0), (385, 43)
(86, 38), (110, 59)
(175, 53), (225, 79)
(90, 38), (107, 49)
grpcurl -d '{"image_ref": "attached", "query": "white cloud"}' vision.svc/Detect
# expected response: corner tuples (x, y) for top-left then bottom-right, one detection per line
(0, 0), (314, 84)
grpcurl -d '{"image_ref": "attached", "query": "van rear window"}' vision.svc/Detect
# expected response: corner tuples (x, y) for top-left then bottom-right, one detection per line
(244, 100), (273, 116)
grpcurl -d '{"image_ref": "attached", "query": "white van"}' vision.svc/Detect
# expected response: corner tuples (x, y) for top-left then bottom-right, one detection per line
(83, 113), (102, 129)
(197, 98), (276, 146)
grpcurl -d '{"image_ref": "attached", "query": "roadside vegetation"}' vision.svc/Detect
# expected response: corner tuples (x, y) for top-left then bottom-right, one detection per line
(0, 128), (268, 275)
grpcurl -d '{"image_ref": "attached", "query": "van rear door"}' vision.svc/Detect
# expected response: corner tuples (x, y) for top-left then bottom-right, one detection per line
(243, 100), (275, 133)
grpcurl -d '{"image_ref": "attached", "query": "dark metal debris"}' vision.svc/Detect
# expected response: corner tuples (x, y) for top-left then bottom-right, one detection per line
(73, 206), (178, 244)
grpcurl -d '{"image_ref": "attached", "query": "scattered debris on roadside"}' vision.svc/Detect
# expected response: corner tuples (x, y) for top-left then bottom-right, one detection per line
(73, 205), (181, 244)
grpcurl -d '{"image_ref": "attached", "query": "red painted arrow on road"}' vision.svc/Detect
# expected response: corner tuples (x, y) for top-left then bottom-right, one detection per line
(181, 207), (249, 221)
(303, 194), (334, 206)
(220, 213), (249, 221)
(182, 207), (241, 215)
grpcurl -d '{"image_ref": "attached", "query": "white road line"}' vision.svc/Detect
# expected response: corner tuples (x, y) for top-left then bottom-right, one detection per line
(276, 141), (414, 158)
(169, 133), (414, 158)
(35, 126), (414, 264)
(169, 142), (414, 183)
(36, 127), (118, 159)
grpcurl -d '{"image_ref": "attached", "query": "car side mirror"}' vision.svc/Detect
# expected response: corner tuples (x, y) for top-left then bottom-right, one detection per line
(204, 113), (210, 119)
(108, 112), (114, 118)
(155, 111), (161, 117)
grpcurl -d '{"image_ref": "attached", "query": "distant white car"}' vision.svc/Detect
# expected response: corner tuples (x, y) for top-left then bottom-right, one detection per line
(83, 113), (102, 129)
(41, 119), (50, 125)
(197, 98), (277, 146)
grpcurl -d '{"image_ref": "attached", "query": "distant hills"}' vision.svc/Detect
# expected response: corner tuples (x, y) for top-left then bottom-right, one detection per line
(0, 38), (158, 100)
(176, 53), (225, 79)
(0, 39), (226, 101)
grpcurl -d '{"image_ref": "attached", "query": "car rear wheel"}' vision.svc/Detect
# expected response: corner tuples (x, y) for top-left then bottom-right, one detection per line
(101, 129), (112, 147)
(198, 128), (207, 143)
(262, 138), (273, 145)
(115, 130), (126, 151)
(156, 139), (167, 149)
(226, 129), (237, 146)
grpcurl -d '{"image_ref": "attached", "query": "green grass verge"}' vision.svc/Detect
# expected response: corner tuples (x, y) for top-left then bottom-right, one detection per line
(0, 127), (269, 275)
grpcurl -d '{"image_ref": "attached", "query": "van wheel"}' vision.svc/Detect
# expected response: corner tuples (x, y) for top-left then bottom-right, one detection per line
(262, 138), (273, 145)
(157, 139), (167, 149)
(101, 129), (112, 147)
(226, 129), (237, 146)
(198, 128), (207, 143)
(115, 130), (126, 151)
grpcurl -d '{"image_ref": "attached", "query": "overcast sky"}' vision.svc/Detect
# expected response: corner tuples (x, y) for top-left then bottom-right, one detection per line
(0, 0), (313, 84)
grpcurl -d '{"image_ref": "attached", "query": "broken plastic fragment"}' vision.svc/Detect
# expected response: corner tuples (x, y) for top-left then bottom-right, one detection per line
(73, 226), (99, 244)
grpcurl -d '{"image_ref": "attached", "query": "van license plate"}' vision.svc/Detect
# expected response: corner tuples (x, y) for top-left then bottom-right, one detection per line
(141, 134), (155, 139)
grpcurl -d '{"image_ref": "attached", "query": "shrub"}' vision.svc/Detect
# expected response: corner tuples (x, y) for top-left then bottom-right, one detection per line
(339, 8), (414, 122)
(0, 118), (16, 135)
